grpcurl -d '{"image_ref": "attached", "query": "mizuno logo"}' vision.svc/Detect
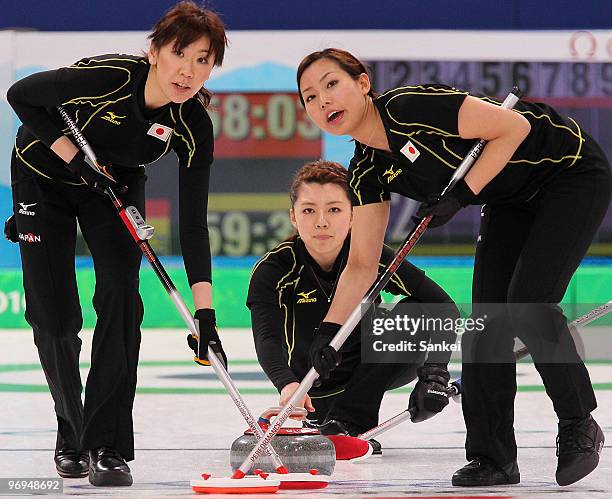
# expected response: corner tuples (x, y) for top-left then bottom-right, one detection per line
(383, 165), (402, 183)
(18, 202), (36, 216)
(297, 289), (317, 304)
(101, 111), (126, 125)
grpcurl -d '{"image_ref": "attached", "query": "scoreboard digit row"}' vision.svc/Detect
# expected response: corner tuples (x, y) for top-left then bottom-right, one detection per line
(368, 61), (612, 98)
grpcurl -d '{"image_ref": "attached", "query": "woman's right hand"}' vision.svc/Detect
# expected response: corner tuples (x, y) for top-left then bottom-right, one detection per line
(279, 382), (315, 419)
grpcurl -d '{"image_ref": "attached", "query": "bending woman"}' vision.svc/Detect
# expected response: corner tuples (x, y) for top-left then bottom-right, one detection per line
(296, 48), (610, 487)
(6, 1), (228, 487)
(247, 160), (459, 454)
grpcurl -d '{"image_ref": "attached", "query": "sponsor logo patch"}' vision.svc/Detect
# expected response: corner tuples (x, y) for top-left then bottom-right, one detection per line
(400, 140), (420, 162)
(100, 111), (126, 125)
(18, 202), (36, 216)
(296, 289), (317, 304)
(147, 123), (173, 142)
(427, 389), (448, 397)
(19, 232), (41, 243)
(383, 165), (402, 183)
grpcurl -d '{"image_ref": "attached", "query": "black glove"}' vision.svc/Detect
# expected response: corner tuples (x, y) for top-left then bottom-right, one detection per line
(408, 363), (451, 423)
(309, 322), (342, 380)
(65, 151), (124, 195)
(4, 215), (18, 243)
(186, 308), (228, 369)
(414, 179), (476, 228)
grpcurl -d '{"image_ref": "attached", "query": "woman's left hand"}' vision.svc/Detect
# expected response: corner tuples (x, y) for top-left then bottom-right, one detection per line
(187, 308), (228, 368)
(280, 382), (315, 419)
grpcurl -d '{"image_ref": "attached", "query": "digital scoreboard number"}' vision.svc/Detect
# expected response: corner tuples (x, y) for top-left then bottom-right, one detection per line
(208, 92), (321, 158)
(367, 60), (612, 98)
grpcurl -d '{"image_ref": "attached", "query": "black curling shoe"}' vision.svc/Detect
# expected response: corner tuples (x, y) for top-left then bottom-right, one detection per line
(452, 457), (520, 486)
(556, 414), (604, 486)
(368, 438), (383, 456)
(311, 418), (365, 437)
(88, 447), (133, 487)
(54, 447), (89, 478)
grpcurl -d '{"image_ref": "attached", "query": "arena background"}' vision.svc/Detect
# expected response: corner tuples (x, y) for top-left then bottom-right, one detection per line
(0, 1), (610, 328)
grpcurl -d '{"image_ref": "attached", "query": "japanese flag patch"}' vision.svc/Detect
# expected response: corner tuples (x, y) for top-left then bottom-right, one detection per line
(400, 140), (420, 162)
(147, 123), (173, 142)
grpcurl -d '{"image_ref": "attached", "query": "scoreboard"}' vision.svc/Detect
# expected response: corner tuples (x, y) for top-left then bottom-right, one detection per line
(194, 60), (611, 256)
(367, 61), (612, 99)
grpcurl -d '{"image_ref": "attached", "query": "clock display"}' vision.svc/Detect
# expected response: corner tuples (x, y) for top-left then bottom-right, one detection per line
(207, 210), (293, 257)
(208, 92), (322, 158)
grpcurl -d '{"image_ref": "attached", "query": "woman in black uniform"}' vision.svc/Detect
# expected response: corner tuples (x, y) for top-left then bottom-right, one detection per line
(5, 1), (228, 487)
(297, 48), (610, 486)
(247, 160), (459, 453)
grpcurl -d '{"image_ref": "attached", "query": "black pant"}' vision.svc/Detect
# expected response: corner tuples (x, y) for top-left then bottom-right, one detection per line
(462, 135), (611, 467)
(11, 154), (145, 461)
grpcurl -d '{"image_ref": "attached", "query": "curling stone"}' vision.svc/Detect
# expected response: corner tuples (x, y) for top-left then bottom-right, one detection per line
(230, 407), (336, 475)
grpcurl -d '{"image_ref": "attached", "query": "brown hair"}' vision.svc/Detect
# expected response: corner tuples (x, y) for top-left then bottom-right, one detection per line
(290, 160), (350, 207)
(148, 1), (228, 107)
(296, 48), (376, 106)
(284, 160), (350, 242)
